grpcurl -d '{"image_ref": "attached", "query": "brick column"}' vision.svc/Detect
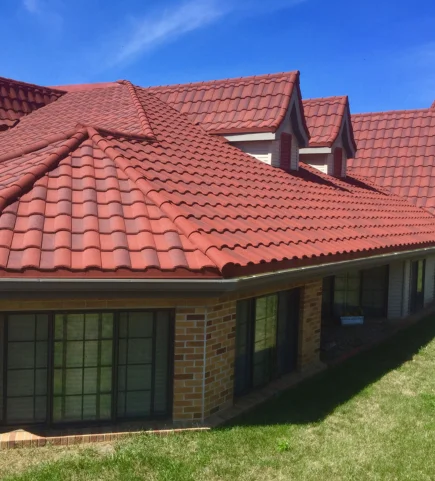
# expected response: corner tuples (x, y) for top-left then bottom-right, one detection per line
(298, 279), (322, 370)
(203, 301), (237, 418)
(172, 307), (206, 422)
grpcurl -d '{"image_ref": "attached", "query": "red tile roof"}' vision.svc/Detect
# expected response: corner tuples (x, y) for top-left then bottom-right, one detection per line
(348, 108), (435, 214)
(303, 96), (357, 153)
(146, 72), (310, 138)
(0, 80), (435, 278)
(0, 77), (64, 131)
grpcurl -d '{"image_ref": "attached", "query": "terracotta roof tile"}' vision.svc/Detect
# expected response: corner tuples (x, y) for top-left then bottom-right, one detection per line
(349, 108), (435, 214)
(0, 77), (64, 131)
(303, 96), (357, 152)
(145, 71), (310, 137)
(0, 80), (434, 278)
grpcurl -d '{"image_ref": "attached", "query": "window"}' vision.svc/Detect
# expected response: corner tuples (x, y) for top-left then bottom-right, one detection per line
(0, 310), (173, 426)
(53, 313), (114, 423)
(361, 266), (389, 318)
(117, 311), (171, 418)
(333, 271), (361, 317)
(331, 266), (389, 319)
(4, 314), (49, 424)
(410, 260), (426, 313)
(234, 289), (300, 397)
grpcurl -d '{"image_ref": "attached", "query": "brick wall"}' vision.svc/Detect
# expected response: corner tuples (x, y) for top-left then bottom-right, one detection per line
(0, 277), (324, 423)
(173, 307), (206, 422)
(203, 301), (237, 418)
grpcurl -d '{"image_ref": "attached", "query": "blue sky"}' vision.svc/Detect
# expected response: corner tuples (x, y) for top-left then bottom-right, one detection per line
(2, 0), (435, 112)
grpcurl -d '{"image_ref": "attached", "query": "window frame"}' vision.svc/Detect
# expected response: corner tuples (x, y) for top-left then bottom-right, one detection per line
(0, 309), (175, 428)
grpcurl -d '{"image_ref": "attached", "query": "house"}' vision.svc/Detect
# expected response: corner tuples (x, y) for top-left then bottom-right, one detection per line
(0, 73), (434, 430)
(148, 74), (434, 324)
(347, 104), (435, 320)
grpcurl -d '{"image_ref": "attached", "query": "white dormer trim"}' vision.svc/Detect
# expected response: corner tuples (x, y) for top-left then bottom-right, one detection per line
(224, 132), (277, 142)
(299, 147), (332, 154)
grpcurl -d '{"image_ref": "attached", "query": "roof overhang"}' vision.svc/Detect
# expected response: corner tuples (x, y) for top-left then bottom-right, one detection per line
(0, 246), (433, 300)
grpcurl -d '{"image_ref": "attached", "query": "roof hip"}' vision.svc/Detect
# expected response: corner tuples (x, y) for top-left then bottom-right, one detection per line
(87, 127), (232, 272)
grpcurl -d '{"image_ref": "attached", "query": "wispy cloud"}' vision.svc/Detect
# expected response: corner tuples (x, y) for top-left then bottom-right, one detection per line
(106, 0), (309, 68)
(112, 0), (224, 66)
(22, 0), (63, 31)
(23, 0), (39, 13)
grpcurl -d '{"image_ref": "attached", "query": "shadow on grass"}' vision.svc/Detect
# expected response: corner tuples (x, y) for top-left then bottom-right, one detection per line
(224, 315), (435, 427)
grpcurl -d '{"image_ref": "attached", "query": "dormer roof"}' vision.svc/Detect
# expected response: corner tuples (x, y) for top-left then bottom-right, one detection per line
(145, 71), (310, 144)
(302, 96), (357, 156)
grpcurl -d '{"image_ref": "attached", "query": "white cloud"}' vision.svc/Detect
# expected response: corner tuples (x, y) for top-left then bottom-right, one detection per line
(107, 0), (309, 68)
(22, 0), (63, 31)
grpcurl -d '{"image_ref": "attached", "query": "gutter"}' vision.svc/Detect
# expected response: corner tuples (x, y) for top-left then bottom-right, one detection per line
(0, 246), (434, 296)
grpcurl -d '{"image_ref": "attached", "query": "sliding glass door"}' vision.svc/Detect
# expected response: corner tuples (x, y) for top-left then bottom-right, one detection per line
(234, 289), (300, 397)
(0, 310), (173, 427)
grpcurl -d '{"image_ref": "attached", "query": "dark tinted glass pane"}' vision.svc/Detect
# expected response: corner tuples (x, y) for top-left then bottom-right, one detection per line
(8, 369), (34, 396)
(8, 315), (36, 341)
(54, 315), (64, 340)
(66, 341), (84, 367)
(129, 312), (153, 337)
(100, 367), (112, 393)
(65, 369), (83, 395)
(67, 314), (84, 340)
(85, 314), (99, 340)
(127, 365), (152, 391)
(126, 391), (151, 417)
(8, 342), (35, 369)
(36, 315), (49, 340)
(102, 314), (114, 338)
(84, 341), (98, 366)
(127, 339), (152, 364)
(35, 369), (48, 395)
(83, 368), (98, 394)
(100, 394), (112, 419)
(83, 395), (97, 419)
(7, 397), (34, 423)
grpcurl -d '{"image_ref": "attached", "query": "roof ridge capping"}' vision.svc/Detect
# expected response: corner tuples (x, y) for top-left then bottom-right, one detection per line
(116, 80), (156, 140)
(145, 70), (300, 90)
(352, 107), (431, 117)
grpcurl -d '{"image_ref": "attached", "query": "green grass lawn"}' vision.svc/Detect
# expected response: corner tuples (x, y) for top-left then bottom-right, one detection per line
(2, 316), (435, 481)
